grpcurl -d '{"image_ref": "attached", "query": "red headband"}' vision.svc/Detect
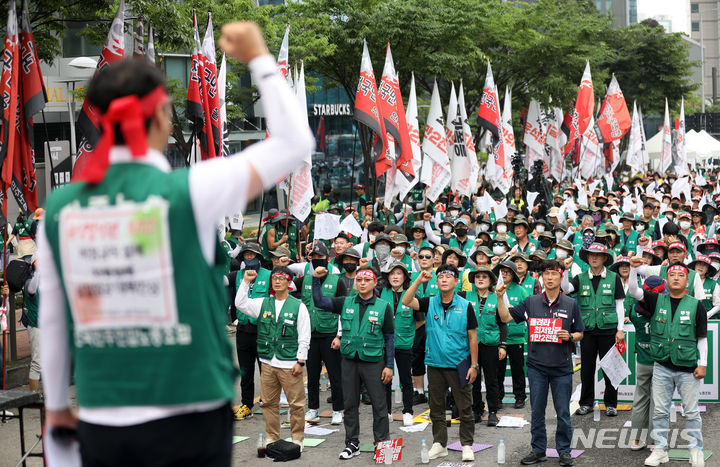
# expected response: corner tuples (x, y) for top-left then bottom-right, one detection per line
(543, 267), (564, 274)
(271, 272), (291, 281)
(356, 269), (376, 280)
(73, 85), (169, 184)
(668, 264), (689, 275)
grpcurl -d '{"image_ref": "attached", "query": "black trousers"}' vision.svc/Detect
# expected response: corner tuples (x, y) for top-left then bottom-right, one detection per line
(579, 331), (618, 408)
(497, 343), (526, 402)
(342, 357), (389, 445)
(77, 403), (233, 467)
(411, 325), (427, 376)
(384, 349), (415, 415)
(307, 335), (344, 411)
(236, 327), (260, 408)
(473, 342), (500, 414)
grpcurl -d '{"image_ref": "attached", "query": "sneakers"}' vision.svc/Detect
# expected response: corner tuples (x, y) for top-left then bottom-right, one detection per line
(305, 409), (320, 422)
(575, 405), (592, 416)
(487, 412), (499, 427)
(412, 391), (428, 405)
(514, 399), (526, 409)
(402, 412), (414, 426)
(388, 413), (393, 422)
(690, 448), (705, 467)
(644, 449), (669, 466)
(559, 451), (574, 466)
(428, 442), (448, 459)
(339, 442), (360, 460)
(631, 440), (647, 451)
(232, 404), (253, 420)
(521, 451), (547, 465)
(462, 445), (475, 461)
(606, 406), (618, 417)
(331, 411), (343, 425)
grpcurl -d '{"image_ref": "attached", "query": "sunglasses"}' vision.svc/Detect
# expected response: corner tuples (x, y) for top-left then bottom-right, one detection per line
(418, 254), (433, 259)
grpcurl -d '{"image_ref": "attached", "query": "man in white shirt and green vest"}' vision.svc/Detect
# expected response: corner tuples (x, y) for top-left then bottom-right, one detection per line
(235, 266), (310, 450)
(39, 22), (314, 466)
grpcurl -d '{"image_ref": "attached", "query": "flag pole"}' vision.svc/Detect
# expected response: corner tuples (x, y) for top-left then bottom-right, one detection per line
(39, 109), (57, 189)
(349, 128), (357, 209)
(256, 191), (266, 243)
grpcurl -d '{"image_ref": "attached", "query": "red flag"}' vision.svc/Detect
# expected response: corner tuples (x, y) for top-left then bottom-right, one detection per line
(353, 39), (390, 176)
(186, 10), (205, 154)
(575, 61), (594, 136)
(316, 116), (326, 152)
(73, 0), (126, 174)
(595, 75), (631, 144)
(0, 0), (20, 203)
(199, 12), (220, 159)
(561, 108), (581, 163)
(378, 44), (414, 177)
(477, 63), (502, 139)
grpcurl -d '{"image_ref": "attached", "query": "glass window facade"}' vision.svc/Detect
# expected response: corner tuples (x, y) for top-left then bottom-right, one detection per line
(62, 23), (103, 58)
(692, 21), (700, 32)
(691, 3), (700, 14)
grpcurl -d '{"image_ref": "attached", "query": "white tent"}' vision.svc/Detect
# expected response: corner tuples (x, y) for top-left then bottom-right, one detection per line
(647, 128), (720, 168)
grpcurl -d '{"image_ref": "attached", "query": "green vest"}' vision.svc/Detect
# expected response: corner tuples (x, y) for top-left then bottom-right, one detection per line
(660, 265), (696, 297)
(702, 277), (716, 311)
(627, 297), (653, 366)
(220, 241), (232, 275)
(302, 272), (340, 333)
(275, 223), (299, 260)
(449, 236), (474, 256)
(411, 271), (439, 297)
(42, 163), (235, 407)
(235, 268), (271, 325)
(15, 217), (33, 238)
(466, 290), (500, 346)
(380, 288), (415, 350)
(520, 275), (535, 296)
(257, 296), (301, 361)
(621, 229), (639, 254)
(339, 296), (388, 362)
(649, 294), (699, 368)
(24, 289), (39, 328)
(574, 270), (619, 331)
(506, 282), (529, 345)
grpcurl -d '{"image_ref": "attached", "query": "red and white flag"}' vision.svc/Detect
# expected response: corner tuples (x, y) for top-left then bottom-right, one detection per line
(147, 24), (156, 65)
(420, 81), (451, 202)
(185, 9), (205, 164)
(477, 63), (502, 139)
(288, 61), (314, 222)
(133, 20), (145, 59)
(576, 61), (594, 136)
(0, 0), (20, 217)
(218, 52), (228, 157)
(626, 101), (643, 174)
(660, 98), (672, 172)
(524, 98), (547, 170)
(447, 83), (473, 197)
(478, 63), (510, 194)
(579, 125), (602, 180)
(73, 0), (125, 175)
(458, 82), (479, 195)
(394, 72), (423, 201)
(353, 39), (390, 177)
(500, 86), (515, 185)
(277, 25), (293, 89)
(595, 74), (631, 144)
(200, 12), (220, 159)
(677, 98), (687, 176)
(546, 106), (566, 181)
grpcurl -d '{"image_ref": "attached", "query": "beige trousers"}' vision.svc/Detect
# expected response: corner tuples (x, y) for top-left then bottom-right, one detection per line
(260, 362), (306, 443)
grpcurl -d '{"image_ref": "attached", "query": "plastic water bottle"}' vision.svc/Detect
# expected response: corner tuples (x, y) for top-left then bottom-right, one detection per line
(670, 402), (678, 423)
(593, 401), (601, 422)
(383, 441), (393, 464)
(497, 439), (506, 464)
(256, 433), (266, 458)
(394, 385), (402, 404)
(420, 440), (430, 464)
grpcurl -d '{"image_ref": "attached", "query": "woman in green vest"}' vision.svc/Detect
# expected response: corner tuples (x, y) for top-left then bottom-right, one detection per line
(442, 247), (468, 293)
(391, 234), (418, 272)
(409, 246), (437, 400)
(273, 211), (301, 261)
(492, 260), (529, 409)
(689, 255), (720, 318)
(465, 266), (506, 426)
(380, 262), (424, 426)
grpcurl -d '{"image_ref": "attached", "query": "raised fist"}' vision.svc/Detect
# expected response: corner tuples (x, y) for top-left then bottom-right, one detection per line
(244, 269), (258, 283)
(219, 22), (269, 64)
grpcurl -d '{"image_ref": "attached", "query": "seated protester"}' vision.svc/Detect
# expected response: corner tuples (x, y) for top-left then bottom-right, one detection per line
(636, 242), (704, 298)
(448, 218), (476, 256)
(380, 262), (425, 425)
(595, 230), (626, 258)
(410, 245), (437, 402)
(369, 233), (395, 272)
(402, 265), (479, 463)
(491, 218), (515, 246)
(386, 224), (403, 240)
(470, 246), (494, 268)
(627, 260), (707, 467)
(552, 223), (568, 246)
(336, 247), (361, 296)
(228, 242), (273, 420)
(390, 234), (418, 272)
(310, 265), (394, 460)
(492, 260), (530, 409)
(641, 247), (663, 267)
(235, 267), (310, 450)
(495, 260), (584, 467)
(649, 240), (669, 262)
(464, 266), (507, 426)
(560, 243), (625, 417)
(442, 247), (469, 293)
(688, 255), (720, 318)
(511, 216), (538, 254)
(551, 238), (574, 263)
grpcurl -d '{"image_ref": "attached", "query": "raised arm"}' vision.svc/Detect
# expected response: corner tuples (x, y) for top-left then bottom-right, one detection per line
(234, 270), (264, 318)
(403, 270), (432, 310)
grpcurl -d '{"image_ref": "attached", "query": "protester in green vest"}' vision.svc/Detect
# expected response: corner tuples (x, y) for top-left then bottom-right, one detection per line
(409, 245), (437, 403)
(561, 243), (625, 417)
(380, 262), (425, 426)
(388, 234), (417, 272)
(402, 265), (479, 462)
(492, 260), (529, 409)
(408, 224), (431, 254)
(619, 212), (639, 255)
(355, 184), (367, 208)
(636, 241), (705, 298)
(7, 211), (37, 261)
(511, 216), (538, 255)
(336, 247), (361, 295)
(274, 211), (302, 261)
(442, 247), (469, 293)
(229, 242), (272, 420)
(39, 24), (316, 465)
(22, 262), (40, 392)
(465, 266), (507, 426)
(329, 231), (353, 270)
(236, 266), (310, 450)
(627, 260), (708, 467)
(689, 255), (720, 317)
(369, 233), (395, 272)
(311, 265), (394, 459)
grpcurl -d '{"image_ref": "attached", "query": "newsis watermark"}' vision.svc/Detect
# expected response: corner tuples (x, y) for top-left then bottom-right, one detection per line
(572, 428), (702, 449)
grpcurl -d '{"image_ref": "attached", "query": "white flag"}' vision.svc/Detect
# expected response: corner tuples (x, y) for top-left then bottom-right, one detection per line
(546, 106), (565, 181)
(660, 98), (672, 172)
(677, 98), (687, 176)
(218, 53), (228, 157)
(458, 82), (479, 194)
(147, 24), (156, 64)
(276, 25), (293, 194)
(626, 101), (643, 174)
(394, 72), (422, 201)
(638, 106), (649, 170)
(421, 81), (451, 202)
(579, 125), (601, 179)
(524, 98), (547, 169)
(287, 61), (314, 222)
(501, 86), (516, 165)
(447, 83), (472, 197)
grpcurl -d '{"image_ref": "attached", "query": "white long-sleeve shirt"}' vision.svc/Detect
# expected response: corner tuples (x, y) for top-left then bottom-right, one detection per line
(561, 268), (624, 331)
(235, 281), (310, 369)
(39, 54), (314, 425)
(637, 264), (705, 299)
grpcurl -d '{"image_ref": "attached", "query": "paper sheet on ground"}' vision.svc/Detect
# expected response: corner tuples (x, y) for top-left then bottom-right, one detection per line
(284, 437), (325, 447)
(304, 425), (339, 436)
(232, 436), (249, 444)
(447, 442), (492, 452)
(599, 345), (631, 388)
(546, 449), (584, 458)
(496, 416), (529, 428)
(399, 421), (429, 433)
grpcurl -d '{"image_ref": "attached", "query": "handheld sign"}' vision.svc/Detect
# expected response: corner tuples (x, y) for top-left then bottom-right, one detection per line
(529, 317), (562, 343)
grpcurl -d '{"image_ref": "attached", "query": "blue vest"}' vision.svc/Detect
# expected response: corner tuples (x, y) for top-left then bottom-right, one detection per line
(425, 294), (470, 368)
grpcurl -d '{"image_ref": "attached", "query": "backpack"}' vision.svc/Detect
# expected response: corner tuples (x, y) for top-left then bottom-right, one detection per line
(6, 260), (32, 293)
(266, 439), (301, 462)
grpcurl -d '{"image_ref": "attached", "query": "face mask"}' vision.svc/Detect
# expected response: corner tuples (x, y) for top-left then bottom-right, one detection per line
(672, 203), (680, 210)
(540, 238), (553, 249)
(478, 224), (489, 232)
(375, 244), (391, 258)
(311, 258), (328, 269)
(554, 201), (562, 207)
(536, 225), (546, 233)
(492, 245), (506, 255)
(455, 228), (468, 237)
(597, 201), (606, 208)
(242, 257), (261, 271)
(496, 225), (507, 234)
(442, 225), (453, 234)
(555, 232), (564, 242)
(369, 234), (377, 243)
(582, 233), (595, 249)
(555, 249), (569, 260)
(449, 210), (459, 217)
(343, 262), (357, 273)
(635, 224), (645, 233)
(680, 221), (691, 230)
(592, 213), (601, 224)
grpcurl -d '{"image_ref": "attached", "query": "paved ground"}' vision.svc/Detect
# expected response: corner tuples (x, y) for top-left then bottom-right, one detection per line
(2, 331), (719, 466)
